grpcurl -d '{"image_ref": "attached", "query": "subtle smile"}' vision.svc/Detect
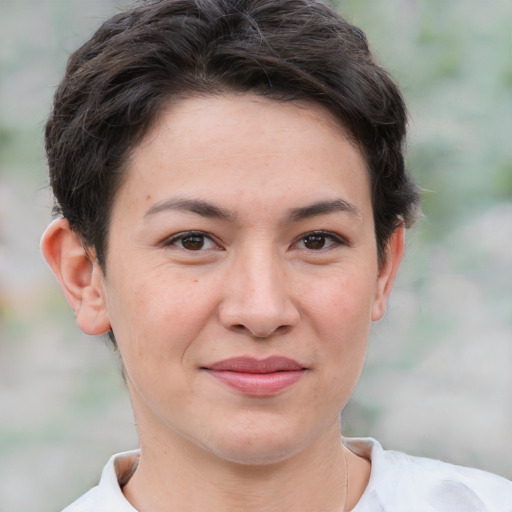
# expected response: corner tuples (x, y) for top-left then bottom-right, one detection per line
(202, 356), (307, 396)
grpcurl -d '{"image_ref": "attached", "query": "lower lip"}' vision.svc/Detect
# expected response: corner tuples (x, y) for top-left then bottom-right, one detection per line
(206, 370), (305, 396)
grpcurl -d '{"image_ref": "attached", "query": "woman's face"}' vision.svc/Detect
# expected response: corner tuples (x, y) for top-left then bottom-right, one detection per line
(98, 94), (401, 465)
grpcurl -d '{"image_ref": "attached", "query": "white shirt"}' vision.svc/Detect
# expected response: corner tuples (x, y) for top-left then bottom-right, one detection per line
(62, 438), (512, 512)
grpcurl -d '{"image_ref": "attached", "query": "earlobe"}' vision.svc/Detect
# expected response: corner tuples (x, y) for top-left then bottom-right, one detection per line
(371, 225), (405, 322)
(40, 218), (111, 335)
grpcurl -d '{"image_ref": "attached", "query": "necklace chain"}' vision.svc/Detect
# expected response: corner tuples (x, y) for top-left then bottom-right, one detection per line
(342, 450), (349, 512)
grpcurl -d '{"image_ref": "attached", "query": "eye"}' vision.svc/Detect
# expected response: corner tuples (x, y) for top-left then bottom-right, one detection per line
(165, 231), (218, 251)
(295, 231), (345, 251)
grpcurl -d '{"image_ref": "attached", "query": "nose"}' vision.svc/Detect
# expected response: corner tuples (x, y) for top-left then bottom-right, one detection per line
(219, 248), (300, 338)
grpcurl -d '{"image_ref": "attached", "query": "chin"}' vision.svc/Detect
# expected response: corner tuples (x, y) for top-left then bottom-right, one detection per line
(203, 417), (327, 467)
(212, 440), (304, 467)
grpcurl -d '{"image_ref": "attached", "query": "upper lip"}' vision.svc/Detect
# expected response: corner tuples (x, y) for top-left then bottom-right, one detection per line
(204, 356), (305, 373)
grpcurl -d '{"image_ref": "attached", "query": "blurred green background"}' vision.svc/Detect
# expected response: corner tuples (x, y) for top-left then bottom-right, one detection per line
(0, 1), (510, 510)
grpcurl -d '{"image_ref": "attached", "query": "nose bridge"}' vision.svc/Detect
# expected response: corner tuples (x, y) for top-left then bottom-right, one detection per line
(243, 245), (283, 306)
(220, 240), (299, 337)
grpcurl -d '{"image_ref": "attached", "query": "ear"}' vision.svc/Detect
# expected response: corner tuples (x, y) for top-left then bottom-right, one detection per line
(371, 225), (405, 322)
(40, 218), (111, 335)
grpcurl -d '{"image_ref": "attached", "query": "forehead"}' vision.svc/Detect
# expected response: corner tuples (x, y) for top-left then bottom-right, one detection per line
(115, 93), (371, 220)
(138, 93), (352, 153)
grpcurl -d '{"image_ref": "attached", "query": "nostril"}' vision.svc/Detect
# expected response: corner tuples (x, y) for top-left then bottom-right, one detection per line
(230, 323), (292, 338)
(274, 324), (293, 336)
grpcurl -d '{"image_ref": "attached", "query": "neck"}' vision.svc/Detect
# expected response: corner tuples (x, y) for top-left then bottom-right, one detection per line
(123, 423), (351, 512)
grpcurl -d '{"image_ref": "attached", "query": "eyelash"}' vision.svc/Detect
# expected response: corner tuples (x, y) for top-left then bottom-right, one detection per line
(163, 231), (219, 251)
(163, 230), (347, 252)
(293, 231), (347, 251)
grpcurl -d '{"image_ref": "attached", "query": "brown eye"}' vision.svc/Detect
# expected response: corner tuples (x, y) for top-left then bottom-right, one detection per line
(296, 231), (343, 251)
(181, 234), (206, 250)
(302, 234), (327, 250)
(165, 231), (218, 251)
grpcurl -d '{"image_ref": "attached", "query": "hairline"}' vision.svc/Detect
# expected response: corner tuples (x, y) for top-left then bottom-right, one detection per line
(96, 91), (373, 272)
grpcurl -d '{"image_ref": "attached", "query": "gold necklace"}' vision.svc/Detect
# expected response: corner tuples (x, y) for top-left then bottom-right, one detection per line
(342, 451), (349, 511)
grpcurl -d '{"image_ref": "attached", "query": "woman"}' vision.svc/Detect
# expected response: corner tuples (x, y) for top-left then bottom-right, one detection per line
(41, 0), (511, 510)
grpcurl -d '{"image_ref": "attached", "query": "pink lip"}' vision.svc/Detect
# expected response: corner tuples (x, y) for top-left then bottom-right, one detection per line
(203, 357), (306, 396)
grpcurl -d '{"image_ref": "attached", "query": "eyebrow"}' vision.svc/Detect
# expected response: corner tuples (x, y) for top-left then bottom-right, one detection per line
(144, 198), (235, 220)
(286, 199), (362, 222)
(144, 197), (361, 223)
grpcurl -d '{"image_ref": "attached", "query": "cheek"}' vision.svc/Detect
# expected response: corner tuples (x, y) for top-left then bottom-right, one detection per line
(301, 267), (375, 393)
(303, 268), (377, 339)
(105, 269), (220, 364)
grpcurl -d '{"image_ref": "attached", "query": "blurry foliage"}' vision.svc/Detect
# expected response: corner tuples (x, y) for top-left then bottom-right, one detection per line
(0, 0), (509, 381)
(2, 0), (510, 224)
(0, 2), (511, 509)
(336, 0), (512, 246)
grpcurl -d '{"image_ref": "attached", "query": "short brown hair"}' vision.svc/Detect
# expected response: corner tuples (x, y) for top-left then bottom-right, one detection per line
(45, 0), (420, 269)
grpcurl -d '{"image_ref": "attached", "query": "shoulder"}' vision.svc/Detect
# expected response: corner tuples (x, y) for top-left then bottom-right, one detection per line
(344, 437), (512, 512)
(61, 487), (99, 512)
(59, 450), (140, 512)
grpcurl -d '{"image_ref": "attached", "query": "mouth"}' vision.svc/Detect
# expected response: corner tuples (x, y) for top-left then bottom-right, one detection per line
(202, 356), (307, 396)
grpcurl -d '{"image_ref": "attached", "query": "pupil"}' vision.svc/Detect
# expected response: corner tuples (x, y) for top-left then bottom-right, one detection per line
(304, 235), (325, 250)
(182, 235), (204, 250)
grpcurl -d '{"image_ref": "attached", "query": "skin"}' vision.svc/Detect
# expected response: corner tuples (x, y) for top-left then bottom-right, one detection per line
(42, 94), (404, 511)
